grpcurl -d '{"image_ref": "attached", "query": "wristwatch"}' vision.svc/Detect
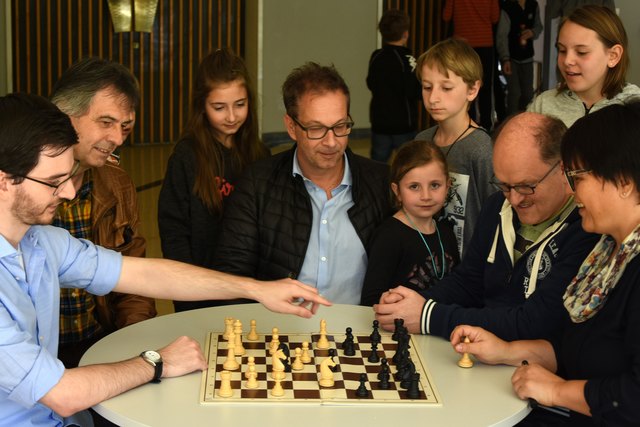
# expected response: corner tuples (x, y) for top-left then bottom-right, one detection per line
(140, 350), (163, 383)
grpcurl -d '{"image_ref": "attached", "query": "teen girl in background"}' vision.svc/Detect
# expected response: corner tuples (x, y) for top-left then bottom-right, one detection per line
(159, 49), (269, 312)
(528, 5), (640, 127)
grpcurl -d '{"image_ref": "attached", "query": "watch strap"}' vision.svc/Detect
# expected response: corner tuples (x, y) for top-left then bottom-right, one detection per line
(140, 351), (163, 383)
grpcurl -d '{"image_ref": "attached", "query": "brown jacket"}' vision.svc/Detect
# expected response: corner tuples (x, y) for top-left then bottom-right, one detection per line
(91, 163), (156, 332)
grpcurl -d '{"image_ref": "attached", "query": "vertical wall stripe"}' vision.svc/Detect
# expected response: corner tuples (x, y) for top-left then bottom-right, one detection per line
(8, 1), (251, 144)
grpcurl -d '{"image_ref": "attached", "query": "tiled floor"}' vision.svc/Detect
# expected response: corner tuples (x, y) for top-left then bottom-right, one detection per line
(120, 138), (372, 315)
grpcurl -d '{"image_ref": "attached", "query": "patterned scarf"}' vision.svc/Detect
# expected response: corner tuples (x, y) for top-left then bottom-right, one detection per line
(563, 224), (640, 323)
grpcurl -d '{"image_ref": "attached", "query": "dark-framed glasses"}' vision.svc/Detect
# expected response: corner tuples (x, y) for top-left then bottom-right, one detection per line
(490, 161), (560, 195)
(291, 115), (354, 140)
(15, 161), (81, 196)
(564, 168), (592, 192)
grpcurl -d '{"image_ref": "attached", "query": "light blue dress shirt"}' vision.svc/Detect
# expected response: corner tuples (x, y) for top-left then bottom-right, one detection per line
(0, 225), (122, 426)
(293, 151), (367, 304)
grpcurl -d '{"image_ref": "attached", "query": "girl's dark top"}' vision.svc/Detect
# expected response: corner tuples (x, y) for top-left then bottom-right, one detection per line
(361, 216), (460, 306)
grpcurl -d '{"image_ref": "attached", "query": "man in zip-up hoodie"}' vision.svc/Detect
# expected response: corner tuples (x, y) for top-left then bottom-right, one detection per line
(374, 112), (599, 341)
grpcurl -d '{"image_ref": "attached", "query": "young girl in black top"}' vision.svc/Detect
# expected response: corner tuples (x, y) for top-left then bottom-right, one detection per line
(361, 140), (460, 306)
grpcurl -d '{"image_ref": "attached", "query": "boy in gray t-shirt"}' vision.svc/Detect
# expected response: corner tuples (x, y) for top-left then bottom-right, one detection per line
(415, 38), (494, 256)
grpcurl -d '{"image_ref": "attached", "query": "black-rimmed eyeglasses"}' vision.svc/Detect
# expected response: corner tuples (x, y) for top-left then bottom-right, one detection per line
(490, 161), (560, 195)
(15, 161), (81, 196)
(564, 169), (592, 192)
(290, 115), (354, 140)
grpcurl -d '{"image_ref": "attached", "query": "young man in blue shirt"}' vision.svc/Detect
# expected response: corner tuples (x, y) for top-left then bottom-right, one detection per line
(0, 93), (330, 426)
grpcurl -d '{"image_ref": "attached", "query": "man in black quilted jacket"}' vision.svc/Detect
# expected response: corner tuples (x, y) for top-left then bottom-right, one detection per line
(213, 62), (391, 304)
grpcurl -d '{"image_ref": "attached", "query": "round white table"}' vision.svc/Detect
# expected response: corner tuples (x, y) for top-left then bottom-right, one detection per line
(81, 304), (530, 426)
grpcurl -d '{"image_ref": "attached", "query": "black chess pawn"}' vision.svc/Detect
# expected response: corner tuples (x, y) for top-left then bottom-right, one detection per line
(406, 372), (421, 399)
(377, 361), (391, 390)
(342, 328), (356, 356)
(370, 320), (381, 344)
(342, 327), (354, 348)
(377, 358), (389, 380)
(343, 340), (356, 357)
(367, 341), (380, 363)
(355, 373), (370, 398)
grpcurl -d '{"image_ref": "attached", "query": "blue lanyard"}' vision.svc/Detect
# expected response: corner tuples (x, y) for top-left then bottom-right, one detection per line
(403, 209), (446, 280)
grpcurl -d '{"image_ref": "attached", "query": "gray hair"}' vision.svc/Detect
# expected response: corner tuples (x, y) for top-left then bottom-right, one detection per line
(50, 57), (140, 116)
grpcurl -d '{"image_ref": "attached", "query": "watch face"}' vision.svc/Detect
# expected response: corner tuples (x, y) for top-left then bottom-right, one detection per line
(143, 350), (161, 363)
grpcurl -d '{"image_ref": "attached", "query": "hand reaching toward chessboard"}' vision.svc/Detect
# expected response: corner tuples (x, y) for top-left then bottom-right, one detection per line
(249, 278), (332, 318)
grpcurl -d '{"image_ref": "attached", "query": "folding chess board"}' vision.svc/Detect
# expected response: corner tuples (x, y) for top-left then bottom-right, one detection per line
(200, 331), (442, 406)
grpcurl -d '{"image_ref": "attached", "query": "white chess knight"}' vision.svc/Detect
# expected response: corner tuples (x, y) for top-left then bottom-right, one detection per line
(271, 348), (286, 380)
(319, 357), (336, 387)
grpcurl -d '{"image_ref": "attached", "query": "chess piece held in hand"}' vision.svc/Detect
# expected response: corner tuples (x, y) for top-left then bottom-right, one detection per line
(457, 336), (474, 368)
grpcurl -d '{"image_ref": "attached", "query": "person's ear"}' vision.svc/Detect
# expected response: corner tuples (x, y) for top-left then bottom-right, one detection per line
(607, 44), (623, 68)
(0, 171), (10, 193)
(284, 114), (297, 142)
(391, 182), (400, 200)
(467, 80), (481, 102)
(618, 176), (634, 199)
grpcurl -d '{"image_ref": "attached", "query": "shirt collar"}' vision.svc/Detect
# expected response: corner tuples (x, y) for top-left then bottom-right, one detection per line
(0, 226), (40, 258)
(291, 148), (352, 187)
(0, 233), (17, 258)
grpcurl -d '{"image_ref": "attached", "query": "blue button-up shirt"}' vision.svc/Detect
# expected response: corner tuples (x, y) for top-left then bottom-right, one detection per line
(293, 152), (367, 304)
(0, 225), (122, 426)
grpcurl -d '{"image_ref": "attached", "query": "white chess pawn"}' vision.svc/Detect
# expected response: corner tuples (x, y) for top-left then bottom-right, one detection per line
(269, 333), (280, 355)
(247, 319), (259, 341)
(245, 356), (256, 379)
(316, 319), (329, 349)
(233, 320), (245, 356)
(269, 328), (280, 354)
(245, 365), (259, 389)
(292, 347), (304, 371)
(271, 377), (284, 397)
(457, 337), (474, 368)
(301, 341), (311, 363)
(217, 370), (233, 398)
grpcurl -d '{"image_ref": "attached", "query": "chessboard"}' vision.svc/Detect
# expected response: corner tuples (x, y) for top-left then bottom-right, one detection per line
(200, 326), (442, 406)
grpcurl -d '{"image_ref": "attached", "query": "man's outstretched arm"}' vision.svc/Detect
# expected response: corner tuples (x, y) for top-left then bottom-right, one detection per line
(115, 257), (332, 318)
